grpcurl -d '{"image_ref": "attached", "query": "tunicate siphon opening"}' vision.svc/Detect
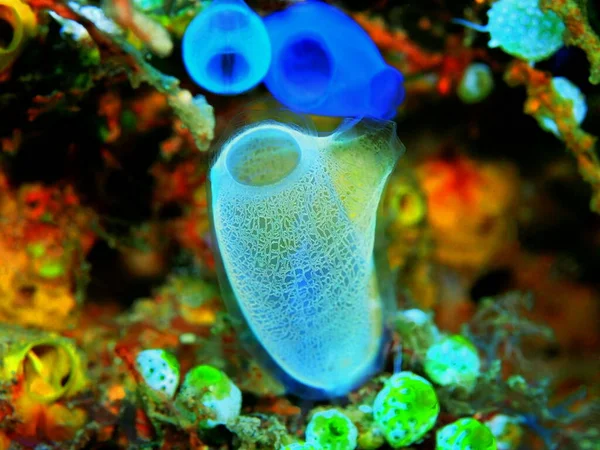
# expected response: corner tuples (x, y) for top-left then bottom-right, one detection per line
(226, 126), (301, 186)
(207, 50), (250, 86)
(24, 344), (73, 401)
(0, 7), (16, 50)
(279, 35), (333, 105)
(369, 67), (404, 117)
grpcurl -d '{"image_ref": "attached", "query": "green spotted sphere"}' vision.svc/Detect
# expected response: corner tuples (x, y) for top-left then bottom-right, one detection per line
(305, 409), (358, 450)
(373, 371), (440, 448)
(487, 0), (565, 62)
(135, 349), (180, 399)
(424, 335), (481, 390)
(436, 418), (497, 450)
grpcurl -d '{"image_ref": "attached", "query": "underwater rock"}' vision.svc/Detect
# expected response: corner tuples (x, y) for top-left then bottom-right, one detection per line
(263, 1), (405, 119)
(209, 113), (402, 398)
(182, 0), (271, 95)
(436, 417), (497, 450)
(305, 409), (358, 450)
(373, 371), (439, 448)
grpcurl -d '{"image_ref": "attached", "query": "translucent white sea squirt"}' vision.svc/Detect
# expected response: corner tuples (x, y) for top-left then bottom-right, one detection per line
(209, 111), (403, 398)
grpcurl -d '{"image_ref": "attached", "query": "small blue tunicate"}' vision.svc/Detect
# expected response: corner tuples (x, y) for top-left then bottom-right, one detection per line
(453, 0), (566, 63)
(263, 1), (405, 119)
(537, 76), (587, 137)
(182, 0), (271, 95)
(457, 63), (495, 104)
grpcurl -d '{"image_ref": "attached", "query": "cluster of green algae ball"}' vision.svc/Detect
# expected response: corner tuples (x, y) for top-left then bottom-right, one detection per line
(373, 371), (440, 447)
(135, 349), (242, 429)
(436, 418), (497, 450)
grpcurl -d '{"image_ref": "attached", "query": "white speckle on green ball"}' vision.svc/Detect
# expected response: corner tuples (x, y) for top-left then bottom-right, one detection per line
(306, 409), (358, 450)
(373, 371), (439, 448)
(280, 443), (316, 450)
(135, 349), (180, 399)
(176, 365), (241, 428)
(487, 0), (565, 62)
(424, 335), (481, 390)
(436, 418), (497, 450)
(537, 77), (587, 137)
(458, 63), (495, 104)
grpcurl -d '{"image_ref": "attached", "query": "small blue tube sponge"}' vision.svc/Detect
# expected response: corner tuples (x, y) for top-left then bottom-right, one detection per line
(182, 0), (271, 95)
(263, 1), (405, 119)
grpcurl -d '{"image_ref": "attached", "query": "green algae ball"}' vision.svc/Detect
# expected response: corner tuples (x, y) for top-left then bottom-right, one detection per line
(436, 418), (497, 450)
(373, 371), (439, 447)
(458, 63), (494, 104)
(175, 365), (241, 428)
(306, 409), (358, 450)
(135, 349), (180, 399)
(537, 76), (587, 137)
(424, 335), (481, 390)
(487, 0), (565, 62)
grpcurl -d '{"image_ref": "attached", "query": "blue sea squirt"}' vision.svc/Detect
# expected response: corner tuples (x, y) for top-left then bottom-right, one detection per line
(182, 0), (271, 95)
(209, 113), (403, 398)
(263, 1), (405, 119)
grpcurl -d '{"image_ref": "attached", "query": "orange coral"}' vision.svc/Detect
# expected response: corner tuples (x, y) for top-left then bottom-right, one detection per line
(0, 181), (96, 330)
(504, 61), (600, 213)
(417, 154), (519, 270)
(540, 0), (600, 84)
(352, 13), (443, 75)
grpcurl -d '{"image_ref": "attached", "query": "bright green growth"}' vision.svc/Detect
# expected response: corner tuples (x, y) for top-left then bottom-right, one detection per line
(305, 409), (358, 450)
(27, 243), (46, 258)
(280, 443), (316, 450)
(424, 335), (481, 391)
(458, 63), (495, 104)
(436, 418), (497, 450)
(38, 261), (66, 279)
(536, 76), (587, 138)
(455, 0), (565, 62)
(175, 365), (241, 428)
(135, 349), (180, 399)
(373, 371), (439, 447)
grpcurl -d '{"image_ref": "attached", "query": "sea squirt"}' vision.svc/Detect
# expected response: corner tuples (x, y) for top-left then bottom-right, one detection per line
(209, 111), (403, 398)
(182, 0), (271, 95)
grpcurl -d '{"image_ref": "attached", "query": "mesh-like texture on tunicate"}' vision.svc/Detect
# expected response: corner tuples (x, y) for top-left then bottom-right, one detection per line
(210, 118), (400, 394)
